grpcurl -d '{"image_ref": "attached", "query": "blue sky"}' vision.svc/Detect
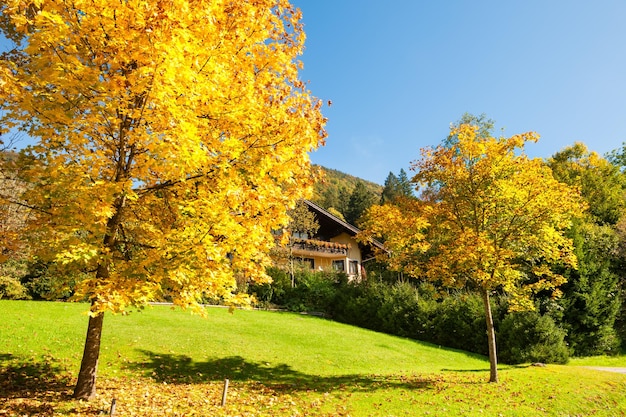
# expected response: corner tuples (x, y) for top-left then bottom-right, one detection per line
(3, 2), (625, 185)
(294, 0), (626, 184)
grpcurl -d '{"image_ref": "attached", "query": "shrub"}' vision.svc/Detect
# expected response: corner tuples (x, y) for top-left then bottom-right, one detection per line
(284, 269), (343, 313)
(376, 281), (422, 337)
(250, 267), (345, 313)
(248, 267), (291, 307)
(329, 281), (505, 357)
(17, 260), (77, 301)
(331, 279), (384, 329)
(0, 275), (30, 300)
(428, 292), (490, 355)
(498, 311), (569, 364)
(0, 259), (29, 300)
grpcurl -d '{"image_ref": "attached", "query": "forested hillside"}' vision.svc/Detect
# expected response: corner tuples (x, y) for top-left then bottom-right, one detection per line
(310, 165), (383, 225)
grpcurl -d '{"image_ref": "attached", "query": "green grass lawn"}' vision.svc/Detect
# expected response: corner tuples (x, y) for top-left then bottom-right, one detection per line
(1, 300), (625, 416)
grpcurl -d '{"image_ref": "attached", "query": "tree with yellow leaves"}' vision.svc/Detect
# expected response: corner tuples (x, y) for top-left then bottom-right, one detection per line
(0, 0), (325, 399)
(361, 124), (584, 383)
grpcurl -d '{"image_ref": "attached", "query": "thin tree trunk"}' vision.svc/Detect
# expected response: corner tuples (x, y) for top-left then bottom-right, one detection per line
(73, 306), (105, 400)
(73, 238), (114, 400)
(481, 288), (499, 383)
(289, 240), (295, 288)
(72, 135), (129, 400)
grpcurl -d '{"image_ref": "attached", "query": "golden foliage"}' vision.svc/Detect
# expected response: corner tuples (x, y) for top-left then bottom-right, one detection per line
(359, 199), (430, 277)
(363, 124), (585, 309)
(0, 0), (326, 313)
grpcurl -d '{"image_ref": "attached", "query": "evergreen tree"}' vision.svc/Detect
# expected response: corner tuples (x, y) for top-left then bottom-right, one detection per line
(397, 169), (414, 198)
(381, 169), (413, 204)
(319, 186), (340, 212)
(547, 144), (625, 354)
(380, 172), (400, 204)
(345, 181), (377, 226)
(337, 186), (352, 219)
(559, 221), (621, 355)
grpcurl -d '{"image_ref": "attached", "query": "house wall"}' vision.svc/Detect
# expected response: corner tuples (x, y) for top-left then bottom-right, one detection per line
(330, 233), (362, 262)
(299, 233), (362, 279)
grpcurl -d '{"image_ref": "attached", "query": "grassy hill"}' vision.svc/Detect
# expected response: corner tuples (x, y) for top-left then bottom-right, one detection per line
(1, 300), (625, 416)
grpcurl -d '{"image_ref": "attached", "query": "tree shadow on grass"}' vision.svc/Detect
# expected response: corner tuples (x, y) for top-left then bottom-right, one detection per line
(0, 353), (74, 416)
(128, 349), (435, 394)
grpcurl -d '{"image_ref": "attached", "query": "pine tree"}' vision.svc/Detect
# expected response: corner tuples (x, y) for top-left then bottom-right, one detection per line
(380, 172), (400, 204)
(345, 181), (376, 226)
(397, 169), (414, 198)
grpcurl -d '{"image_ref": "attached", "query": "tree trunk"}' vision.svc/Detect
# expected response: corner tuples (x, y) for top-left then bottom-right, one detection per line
(481, 289), (499, 383)
(73, 307), (105, 400)
(289, 241), (295, 288)
(73, 195), (124, 400)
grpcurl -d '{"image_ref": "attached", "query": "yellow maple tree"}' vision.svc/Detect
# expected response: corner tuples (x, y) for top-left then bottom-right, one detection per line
(0, 0), (326, 399)
(361, 124), (584, 383)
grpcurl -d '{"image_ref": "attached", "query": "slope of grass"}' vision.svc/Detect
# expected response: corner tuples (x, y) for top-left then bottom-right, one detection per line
(1, 300), (625, 416)
(0, 300), (488, 377)
(569, 354), (626, 367)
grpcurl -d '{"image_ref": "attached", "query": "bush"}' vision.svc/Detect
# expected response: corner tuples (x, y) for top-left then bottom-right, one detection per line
(331, 279), (423, 333)
(428, 292), (491, 355)
(0, 275), (30, 300)
(21, 261), (77, 300)
(248, 267), (291, 307)
(330, 279), (384, 329)
(498, 311), (570, 364)
(376, 281), (423, 337)
(568, 324), (621, 357)
(328, 280), (505, 357)
(0, 259), (29, 300)
(288, 269), (346, 313)
(250, 267), (345, 313)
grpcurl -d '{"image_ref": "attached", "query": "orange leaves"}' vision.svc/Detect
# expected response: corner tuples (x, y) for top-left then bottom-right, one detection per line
(92, 377), (316, 417)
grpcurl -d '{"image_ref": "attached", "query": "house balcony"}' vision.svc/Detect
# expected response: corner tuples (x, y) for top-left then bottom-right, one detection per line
(291, 238), (349, 258)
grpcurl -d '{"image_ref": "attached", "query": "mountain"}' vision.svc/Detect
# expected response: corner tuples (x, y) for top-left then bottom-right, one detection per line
(309, 165), (383, 219)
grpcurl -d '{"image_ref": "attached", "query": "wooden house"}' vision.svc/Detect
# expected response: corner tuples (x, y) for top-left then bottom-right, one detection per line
(283, 200), (385, 280)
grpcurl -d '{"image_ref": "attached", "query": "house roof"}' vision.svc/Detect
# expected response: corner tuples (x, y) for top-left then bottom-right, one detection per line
(302, 199), (386, 253)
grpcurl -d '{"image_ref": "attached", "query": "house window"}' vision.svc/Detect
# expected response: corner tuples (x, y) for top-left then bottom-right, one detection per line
(293, 231), (309, 239)
(349, 260), (359, 275)
(332, 260), (345, 272)
(297, 257), (314, 269)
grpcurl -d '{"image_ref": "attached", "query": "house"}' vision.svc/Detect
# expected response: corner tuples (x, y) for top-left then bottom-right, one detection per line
(284, 199), (385, 280)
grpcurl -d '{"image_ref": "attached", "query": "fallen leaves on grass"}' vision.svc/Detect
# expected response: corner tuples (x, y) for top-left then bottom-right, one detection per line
(0, 360), (333, 417)
(2, 358), (625, 416)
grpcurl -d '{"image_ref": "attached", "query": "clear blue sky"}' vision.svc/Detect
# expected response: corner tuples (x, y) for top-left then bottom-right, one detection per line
(3, 2), (625, 185)
(293, 0), (626, 184)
